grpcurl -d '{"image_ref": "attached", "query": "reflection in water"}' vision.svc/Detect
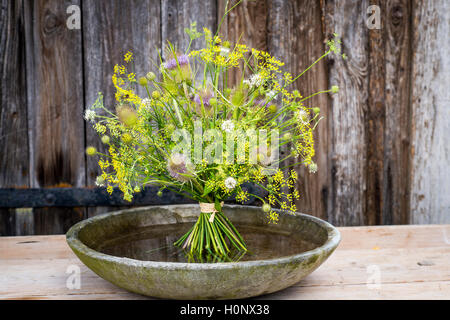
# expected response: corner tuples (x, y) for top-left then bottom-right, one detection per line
(96, 223), (319, 263)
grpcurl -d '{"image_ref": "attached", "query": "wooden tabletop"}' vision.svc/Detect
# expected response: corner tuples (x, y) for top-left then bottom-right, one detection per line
(1, 225), (449, 300)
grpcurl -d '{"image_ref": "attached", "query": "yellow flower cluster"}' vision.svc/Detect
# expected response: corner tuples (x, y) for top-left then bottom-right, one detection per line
(252, 48), (284, 74)
(109, 145), (133, 201)
(189, 28), (249, 68)
(124, 51), (133, 63)
(236, 190), (249, 203)
(114, 64), (126, 75)
(112, 73), (141, 105)
(94, 123), (106, 134)
(294, 122), (315, 165)
(265, 169), (300, 223)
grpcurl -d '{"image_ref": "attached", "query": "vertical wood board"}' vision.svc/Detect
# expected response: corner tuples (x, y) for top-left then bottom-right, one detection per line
(24, 0), (86, 234)
(410, 0), (450, 224)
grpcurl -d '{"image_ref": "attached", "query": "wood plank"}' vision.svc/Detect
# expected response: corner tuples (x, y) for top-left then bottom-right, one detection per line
(266, 0), (330, 221)
(0, 258), (146, 300)
(323, 0), (370, 226)
(3, 279), (448, 300)
(261, 281), (450, 300)
(0, 0), (31, 236)
(338, 224), (450, 249)
(0, 0), (28, 189)
(2, 246), (448, 287)
(82, 0), (162, 217)
(24, 0), (86, 234)
(0, 235), (76, 260)
(409, 0), (450, 224)
(2, 247), (448, 300)
(381, 0), (413, 225)
(365, 0), (386, 226)
(0, 225), (448, 299)
(364, 0), (414, 226)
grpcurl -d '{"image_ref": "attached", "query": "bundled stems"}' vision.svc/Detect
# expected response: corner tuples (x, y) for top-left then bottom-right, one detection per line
(174, 207), (247, 258)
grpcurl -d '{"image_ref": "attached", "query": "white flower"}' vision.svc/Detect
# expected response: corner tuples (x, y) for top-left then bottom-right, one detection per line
(95, 176), (105, 187)
(142, 98), (151, 107)
(295, 109), (309, 124)
(221, 120), (235, 133)
(244, 73), (264, 88)
(220, 47), (230, 56)
(309, 162), (318, 173)
(265, 90), (277, 99)
(84, 109), (96, 122)
(224, 177), (237, 190)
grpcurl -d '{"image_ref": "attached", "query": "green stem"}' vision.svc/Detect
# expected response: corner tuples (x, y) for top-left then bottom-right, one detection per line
(173, 204), (247, 259)
(290, 50), (331, 84)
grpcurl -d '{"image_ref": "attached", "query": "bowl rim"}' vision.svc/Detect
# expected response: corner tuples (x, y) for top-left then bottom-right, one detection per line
(66, 204), (341, 270)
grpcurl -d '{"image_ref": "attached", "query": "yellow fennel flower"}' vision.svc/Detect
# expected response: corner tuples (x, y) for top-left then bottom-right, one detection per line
(124, 51), (133, 63)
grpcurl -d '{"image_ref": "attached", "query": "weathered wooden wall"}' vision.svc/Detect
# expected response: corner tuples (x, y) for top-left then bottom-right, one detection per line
(0, 0), (30, 235)
(1, 0), (449, 235)
(409, 0), (450, 224)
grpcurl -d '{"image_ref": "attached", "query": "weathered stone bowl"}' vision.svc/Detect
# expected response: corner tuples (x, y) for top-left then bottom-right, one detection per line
(66, 204), (340, 299)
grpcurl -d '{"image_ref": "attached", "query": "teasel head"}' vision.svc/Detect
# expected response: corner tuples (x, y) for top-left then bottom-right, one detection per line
(230, 87), (246, 107)
(162, 49), (192, 83)
(116, 104), (138, 127)
(193, 86), (215, 115)
(167, 153), (194, 182)
(164, 53), (190, 70)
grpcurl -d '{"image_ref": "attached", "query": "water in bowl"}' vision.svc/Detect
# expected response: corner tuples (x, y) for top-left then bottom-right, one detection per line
(95, 223), (320, 263)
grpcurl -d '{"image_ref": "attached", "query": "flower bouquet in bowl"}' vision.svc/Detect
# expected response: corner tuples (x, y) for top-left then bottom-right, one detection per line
(84, 7), (344, 260)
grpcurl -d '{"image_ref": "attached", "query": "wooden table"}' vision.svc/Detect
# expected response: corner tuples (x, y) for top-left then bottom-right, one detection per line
(1, 225), (449, 300)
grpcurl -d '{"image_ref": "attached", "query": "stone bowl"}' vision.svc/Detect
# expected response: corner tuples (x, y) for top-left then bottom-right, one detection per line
(66, 204), (340, 299)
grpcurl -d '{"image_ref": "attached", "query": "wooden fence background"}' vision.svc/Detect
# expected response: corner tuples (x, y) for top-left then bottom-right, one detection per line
(1, 0), (449, 236)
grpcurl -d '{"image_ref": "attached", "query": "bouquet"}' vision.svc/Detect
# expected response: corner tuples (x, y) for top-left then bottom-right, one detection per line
(84, 6), (344, 260)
